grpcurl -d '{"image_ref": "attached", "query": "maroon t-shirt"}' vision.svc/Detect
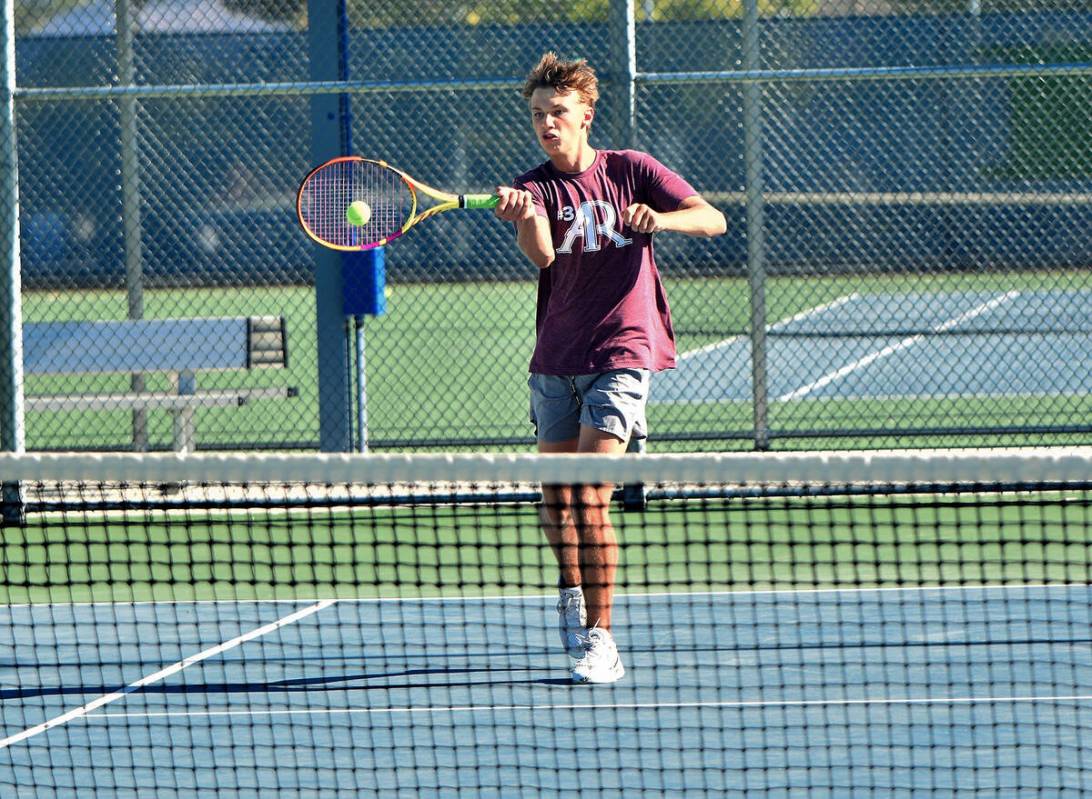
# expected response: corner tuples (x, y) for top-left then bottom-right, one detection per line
(514, 149), (696, 375)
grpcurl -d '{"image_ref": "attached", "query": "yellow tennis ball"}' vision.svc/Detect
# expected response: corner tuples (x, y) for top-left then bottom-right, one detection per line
(346, 200), (371, 226)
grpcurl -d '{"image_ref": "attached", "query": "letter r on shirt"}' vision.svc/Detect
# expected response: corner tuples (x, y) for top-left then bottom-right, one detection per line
(556, 201), (634, 254)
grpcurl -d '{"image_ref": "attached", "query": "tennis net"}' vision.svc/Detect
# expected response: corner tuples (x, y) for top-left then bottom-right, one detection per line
(2, 448), (1091, 796)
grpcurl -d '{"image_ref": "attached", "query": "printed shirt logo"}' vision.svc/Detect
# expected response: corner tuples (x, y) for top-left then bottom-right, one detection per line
(556, 200), (633, 254)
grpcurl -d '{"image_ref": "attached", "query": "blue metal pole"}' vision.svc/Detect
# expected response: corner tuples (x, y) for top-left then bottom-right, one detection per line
(307, 0), (351, 452)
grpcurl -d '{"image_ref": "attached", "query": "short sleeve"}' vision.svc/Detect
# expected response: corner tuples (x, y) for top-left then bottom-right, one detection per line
(636, 153), (698, 212)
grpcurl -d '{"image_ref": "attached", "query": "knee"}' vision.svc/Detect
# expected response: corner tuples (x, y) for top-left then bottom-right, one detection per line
(573, 485), (613, 531)
(539, 500), (574, 530)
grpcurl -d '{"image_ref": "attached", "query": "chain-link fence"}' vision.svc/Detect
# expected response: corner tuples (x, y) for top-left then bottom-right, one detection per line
(2, 0), (1089, 453)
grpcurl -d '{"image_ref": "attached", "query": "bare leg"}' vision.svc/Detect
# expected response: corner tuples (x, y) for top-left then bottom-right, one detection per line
(573, 426), (627, 630)
(538, 429), (627, 630)
(538, 438), (581, 587)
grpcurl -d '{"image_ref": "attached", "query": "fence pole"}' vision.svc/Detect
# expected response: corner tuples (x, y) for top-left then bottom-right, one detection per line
(115, 0), (148, 450)
(742, 0), (769, 450)
(308, 0), (352, 452)
(0, 0), (24, 522)
(612, 0), (640, 462)
(609, 0), (637, 149)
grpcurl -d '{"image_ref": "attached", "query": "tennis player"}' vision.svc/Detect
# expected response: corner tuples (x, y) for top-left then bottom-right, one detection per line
(494, 52), (727, 683)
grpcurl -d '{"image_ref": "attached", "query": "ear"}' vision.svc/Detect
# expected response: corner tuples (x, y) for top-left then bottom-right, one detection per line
(583, 105), (595, 130)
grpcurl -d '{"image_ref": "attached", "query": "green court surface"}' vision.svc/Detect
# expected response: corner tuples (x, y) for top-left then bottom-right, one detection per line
(20, 268), (1092, 452)
(5, 487), (1088, 606)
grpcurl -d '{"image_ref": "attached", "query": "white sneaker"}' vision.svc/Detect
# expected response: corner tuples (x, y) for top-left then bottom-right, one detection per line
(571, 627), (625, 684)
(556, 585), (587, 659)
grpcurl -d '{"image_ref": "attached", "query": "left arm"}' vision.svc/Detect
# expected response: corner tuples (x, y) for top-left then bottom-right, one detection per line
(622, 195), (727, 238)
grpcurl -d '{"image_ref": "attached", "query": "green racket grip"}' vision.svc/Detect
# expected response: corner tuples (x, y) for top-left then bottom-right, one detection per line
(461, 194), (501, 210)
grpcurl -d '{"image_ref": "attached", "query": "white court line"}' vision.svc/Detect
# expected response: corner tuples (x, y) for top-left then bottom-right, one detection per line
(80, 691), (1092, 723)
(677, 293), (860, 360)
(762, 388), (1092, 403)
(6, 581), (1088, 610)
(776, 290), (1023, 402)
(0, 599), (336, 749)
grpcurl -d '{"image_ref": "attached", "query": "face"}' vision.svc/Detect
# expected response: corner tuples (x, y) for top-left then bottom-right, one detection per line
(529, 87), (594, 160)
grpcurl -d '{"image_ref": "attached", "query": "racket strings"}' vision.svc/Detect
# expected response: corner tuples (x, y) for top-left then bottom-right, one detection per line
(300, 159), (414, 249)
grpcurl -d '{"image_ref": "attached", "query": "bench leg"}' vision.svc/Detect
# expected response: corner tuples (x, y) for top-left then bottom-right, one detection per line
(132, 374), (148, 452)
(173, 370), (197, 453)
(173, 407), (195, 453)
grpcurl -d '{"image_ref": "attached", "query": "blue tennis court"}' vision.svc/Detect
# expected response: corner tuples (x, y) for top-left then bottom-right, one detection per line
(652, 289), (1092, 404)
(4, 585), (1091, 796)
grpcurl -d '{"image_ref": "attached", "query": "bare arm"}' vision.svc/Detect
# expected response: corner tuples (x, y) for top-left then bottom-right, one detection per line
(622, 195), (727, 238)
(495, 185), (555, 269)
(515, 215), (555, 270)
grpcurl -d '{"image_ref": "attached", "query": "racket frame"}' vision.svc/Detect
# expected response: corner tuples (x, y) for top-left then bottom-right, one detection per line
(297, 155), (496, 251)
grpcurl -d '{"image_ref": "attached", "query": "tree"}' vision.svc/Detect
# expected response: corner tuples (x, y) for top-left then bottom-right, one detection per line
(223, 0), (305, 24)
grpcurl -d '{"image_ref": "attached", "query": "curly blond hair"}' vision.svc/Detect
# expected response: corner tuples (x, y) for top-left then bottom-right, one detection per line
(522, 52), (599, 107)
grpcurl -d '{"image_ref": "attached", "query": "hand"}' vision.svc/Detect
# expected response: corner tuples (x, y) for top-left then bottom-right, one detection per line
(621, 203), (662, 234)
(494, 186), (537, 223)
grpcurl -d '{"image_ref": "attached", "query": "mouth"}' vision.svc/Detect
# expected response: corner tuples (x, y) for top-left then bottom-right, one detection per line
(541, 132), (560, 144)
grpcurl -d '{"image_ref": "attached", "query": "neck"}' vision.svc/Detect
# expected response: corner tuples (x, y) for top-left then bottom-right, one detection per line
(550, 142), (596, 174)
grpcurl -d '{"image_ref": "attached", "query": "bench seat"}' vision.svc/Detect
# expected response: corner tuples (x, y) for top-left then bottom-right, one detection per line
(22, 316), (294, 452)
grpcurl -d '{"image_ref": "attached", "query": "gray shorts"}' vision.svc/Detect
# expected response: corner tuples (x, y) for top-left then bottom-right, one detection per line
(528, 368), (651, 444)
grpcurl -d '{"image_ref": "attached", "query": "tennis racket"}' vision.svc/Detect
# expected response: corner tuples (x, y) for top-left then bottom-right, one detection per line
(296, 156), (500, 251)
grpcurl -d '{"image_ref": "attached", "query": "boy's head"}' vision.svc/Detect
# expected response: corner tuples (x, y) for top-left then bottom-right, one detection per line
(524, 53), (598, 158)
(522, 52), (599, 108)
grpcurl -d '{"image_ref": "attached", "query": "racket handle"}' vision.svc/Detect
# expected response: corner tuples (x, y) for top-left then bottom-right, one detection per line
(460, 194), (500, 210)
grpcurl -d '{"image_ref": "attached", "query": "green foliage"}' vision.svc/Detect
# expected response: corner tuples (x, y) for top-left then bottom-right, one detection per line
(642, 0), (818, 20)
(346, 0), (609, 27)
(14, 0), (89, 34)
(985, 44), (1092, 180)
(223, 0), (305, 25)
(17, 0), (1092, 35)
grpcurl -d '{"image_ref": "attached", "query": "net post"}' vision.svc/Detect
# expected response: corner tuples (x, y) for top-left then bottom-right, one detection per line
(621, 435), (647, 510)
(1, 479), (24, 526)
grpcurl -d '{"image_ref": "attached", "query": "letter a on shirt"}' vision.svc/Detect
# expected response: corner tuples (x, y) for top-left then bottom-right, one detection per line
(557, 200), (633, 254)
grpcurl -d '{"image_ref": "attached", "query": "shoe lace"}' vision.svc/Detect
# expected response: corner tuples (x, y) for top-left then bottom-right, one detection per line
(556, 593), (574, 615)
(557, 589), (583, 622)
(575, 629), (609, 664)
